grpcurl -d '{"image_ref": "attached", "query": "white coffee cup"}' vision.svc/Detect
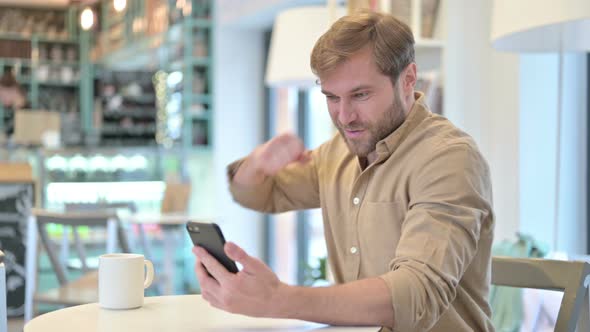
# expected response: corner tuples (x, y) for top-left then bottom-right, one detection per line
(99, 253), (154, 309)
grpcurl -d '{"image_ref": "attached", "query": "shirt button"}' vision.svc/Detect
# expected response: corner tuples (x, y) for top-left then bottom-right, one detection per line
(350, 246), (358, 254)
(353, 197), (360, 205)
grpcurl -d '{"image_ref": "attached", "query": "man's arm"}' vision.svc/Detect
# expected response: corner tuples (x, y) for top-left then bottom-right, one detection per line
(193, 242), (394, 328)
(228, 133), (321, 213)
(377, 142), (493, 331)
(279, 278), (394, 327)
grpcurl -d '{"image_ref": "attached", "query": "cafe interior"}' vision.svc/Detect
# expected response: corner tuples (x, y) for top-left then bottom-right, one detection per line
(0, 0), (589, 331)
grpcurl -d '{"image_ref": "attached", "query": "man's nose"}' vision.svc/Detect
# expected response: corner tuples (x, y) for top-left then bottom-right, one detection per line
(337, 101), (357, 126)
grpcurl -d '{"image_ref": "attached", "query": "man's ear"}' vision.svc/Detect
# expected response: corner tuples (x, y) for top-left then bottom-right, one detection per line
(401, 63), (417, 95)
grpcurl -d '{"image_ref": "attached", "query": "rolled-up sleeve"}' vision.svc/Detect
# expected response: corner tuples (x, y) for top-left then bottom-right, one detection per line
(227, 147), (322, 213)
(379, 143), (492, 331)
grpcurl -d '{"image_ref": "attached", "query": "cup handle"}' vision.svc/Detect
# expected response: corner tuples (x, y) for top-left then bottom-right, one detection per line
(144, 259), (154, 289)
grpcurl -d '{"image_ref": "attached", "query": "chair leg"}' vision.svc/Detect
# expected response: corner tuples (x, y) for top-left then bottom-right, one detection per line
(577, 277), (590, 332)
(106, 218), (117, 254)
(138, 225), (153, 258)
(138, 224), (163, 294)
(60, 226), (70, 272)
(72, 227), (89, 272)
(24, 215), (38, 323)
(116, 221), (131, 253)
(0, 263), (6, 332)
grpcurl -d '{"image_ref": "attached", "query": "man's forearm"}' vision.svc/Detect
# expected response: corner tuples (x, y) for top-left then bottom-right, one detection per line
(232, 155), (267, 186)
(273, 277), (394, 328)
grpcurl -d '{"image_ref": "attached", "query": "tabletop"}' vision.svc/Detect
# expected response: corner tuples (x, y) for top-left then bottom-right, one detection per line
(125, 213), (204, 226)
(24, 295), (381, 332)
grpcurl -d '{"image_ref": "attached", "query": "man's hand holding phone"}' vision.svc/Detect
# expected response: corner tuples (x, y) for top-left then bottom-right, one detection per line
(192, 241), (287, 318)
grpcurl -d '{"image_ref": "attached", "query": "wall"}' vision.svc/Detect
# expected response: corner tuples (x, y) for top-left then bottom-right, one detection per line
(446, 0), (587, 254)
(213, 25), (267, 258)
(445, 0), (521, 244)
(519, 53), (587, 254)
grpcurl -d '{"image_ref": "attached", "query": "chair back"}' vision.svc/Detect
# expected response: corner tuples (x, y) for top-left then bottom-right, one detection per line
(65, 202), (137, 214)
(32, 208), (121, 286)
(492, 256), (590, 332)
(160, 181), (191, 214)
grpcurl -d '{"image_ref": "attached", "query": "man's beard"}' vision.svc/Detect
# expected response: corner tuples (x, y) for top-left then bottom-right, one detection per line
(335, 93), (406, 158)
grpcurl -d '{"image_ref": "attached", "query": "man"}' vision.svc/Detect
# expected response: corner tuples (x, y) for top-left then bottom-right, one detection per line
(193, 10), (495, 332)
(0, 69), (26, 109)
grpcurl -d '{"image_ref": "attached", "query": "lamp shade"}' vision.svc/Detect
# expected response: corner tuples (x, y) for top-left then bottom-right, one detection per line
(491, 0), (590, 52)
(265, 6), (346, 87)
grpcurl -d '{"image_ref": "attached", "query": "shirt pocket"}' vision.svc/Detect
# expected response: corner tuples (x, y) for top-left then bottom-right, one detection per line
(358, 201), (406, 276)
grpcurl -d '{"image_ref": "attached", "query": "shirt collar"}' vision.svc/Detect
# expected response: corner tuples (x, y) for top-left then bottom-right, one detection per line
(375, 91), (431, 160)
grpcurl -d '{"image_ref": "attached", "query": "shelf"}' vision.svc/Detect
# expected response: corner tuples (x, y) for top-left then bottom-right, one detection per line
(38, 81), (79, 88)
(113, 95), (156, 104)
(169, 57), (211, 71)
(188, 112), (210, 121)
(103, 109), (157, 118)
(37, 38), (78, 44)
(186, 18), (213, 29)
(98, 22), (184, 69)
(0, 33), (33, 42)
(168, 60), (183, 72)
(0, 33), (76, 44)
(101, 125), (157, 136)
(0, 58), (32, 66)
(190, 57), (211, 67)
(190, 94), (212, 105)
(38, 60), (80, 67)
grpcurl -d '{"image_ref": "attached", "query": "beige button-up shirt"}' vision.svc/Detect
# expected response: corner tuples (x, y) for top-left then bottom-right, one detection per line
(228, 93), (495, 332)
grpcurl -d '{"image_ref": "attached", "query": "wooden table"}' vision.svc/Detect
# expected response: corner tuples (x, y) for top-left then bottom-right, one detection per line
(24, 295), (381, 332)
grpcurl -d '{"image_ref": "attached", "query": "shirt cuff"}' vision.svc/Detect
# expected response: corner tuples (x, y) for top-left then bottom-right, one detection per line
(379, 265), (439, 332)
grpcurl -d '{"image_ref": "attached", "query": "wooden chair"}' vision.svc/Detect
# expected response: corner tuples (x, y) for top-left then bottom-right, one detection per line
(24, 208), (129, 322)
(492, 256), (590, 332)
(64, 202), (137, 268)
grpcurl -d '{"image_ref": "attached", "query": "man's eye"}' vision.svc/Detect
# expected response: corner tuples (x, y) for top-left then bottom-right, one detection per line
(326, 95), (340, 102)
(353, 92), (369, 100)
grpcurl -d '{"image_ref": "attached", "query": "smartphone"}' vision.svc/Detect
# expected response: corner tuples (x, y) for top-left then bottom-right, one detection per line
(186, 221), (239, 273)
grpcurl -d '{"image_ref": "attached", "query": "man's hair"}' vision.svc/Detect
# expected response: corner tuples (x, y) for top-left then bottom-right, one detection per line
(310, 10), (415, 84)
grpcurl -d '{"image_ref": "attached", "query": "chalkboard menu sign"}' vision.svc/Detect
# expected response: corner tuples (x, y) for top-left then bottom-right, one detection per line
(0, 183), (33, 317)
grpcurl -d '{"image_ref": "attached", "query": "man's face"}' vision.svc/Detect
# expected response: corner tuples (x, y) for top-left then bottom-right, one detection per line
(320, 47), (407, 158)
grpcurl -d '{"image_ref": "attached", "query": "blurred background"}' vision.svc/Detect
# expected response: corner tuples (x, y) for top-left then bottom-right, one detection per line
(0, 0), (588, 331)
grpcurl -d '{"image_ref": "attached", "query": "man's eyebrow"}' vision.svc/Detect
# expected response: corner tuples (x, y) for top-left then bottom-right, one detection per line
(349, 85), (372, 93)
(321, 85), (373, 96)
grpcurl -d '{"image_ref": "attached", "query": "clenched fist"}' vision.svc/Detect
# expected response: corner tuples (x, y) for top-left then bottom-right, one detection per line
(252, 133), (310, 175)
(233, 133), (310, 186)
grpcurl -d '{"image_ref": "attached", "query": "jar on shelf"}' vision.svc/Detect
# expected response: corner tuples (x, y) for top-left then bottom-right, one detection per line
(193, 34), (208, 57)
(192, 72), (206, 94)
(60, 66), (74, 83)
(38, 44), (49, 62)
(50, 45), (64, 63)
(66, 47), (77, 62)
